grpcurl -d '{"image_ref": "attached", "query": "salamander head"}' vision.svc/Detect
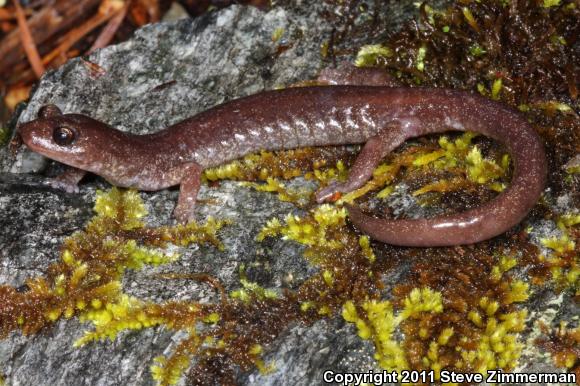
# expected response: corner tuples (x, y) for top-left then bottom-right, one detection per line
(19, 105), (128, 172)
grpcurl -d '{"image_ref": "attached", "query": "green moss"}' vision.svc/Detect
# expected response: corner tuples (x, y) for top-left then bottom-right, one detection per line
(354, 44), (393, 67)
(462, 7), (480, 32)
(541, 234), (575, 254)
(151, 336), (200, 386)
(401, 287), (443, 319)
(241, 177), (309, 204)
(533, 100), (574, 114)
(464, 309), (527, 372)
(468, 44), (487, 57)
(271, 27), (285, 42)
(557, 213), (580, 229)
(416, 45), (427, 72)
(543, 0), (561, 7)
(536, 213), (578, 292)
(257, 204), (347, 250)
(343, 299), (409, 373)
(338, 162), (399, 204)
(230, 264), (278, 302)
(408, 132), (509, 196)
(491, 78), (503, 100)
(358, 235), (376, 263)
(75, 295), (165, 346)
(0, 127), (10, 147)
(343, 288), (445, 375)
(0, 188), (231, 385)
(203, 148), (325, 183)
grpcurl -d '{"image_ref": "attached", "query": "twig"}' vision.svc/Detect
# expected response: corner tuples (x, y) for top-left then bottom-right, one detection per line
(0, 5), (32, 20)
(0, 0), (101, 83)
(42, 7), (119, 66)
(12, 0), (44, 78)
(88, 0), (131, 54)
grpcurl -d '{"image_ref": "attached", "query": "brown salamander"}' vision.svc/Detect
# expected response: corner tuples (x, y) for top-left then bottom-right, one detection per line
(18, 75), (546, 247)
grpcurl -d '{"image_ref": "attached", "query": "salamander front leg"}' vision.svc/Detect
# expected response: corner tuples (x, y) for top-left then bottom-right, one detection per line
(173, 162), (203, 223)
(46, 167), (87, 193)
(316, 124), (408, 203)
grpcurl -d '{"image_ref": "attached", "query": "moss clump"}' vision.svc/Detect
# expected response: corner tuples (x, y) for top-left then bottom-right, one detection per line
(203, 147), (352, 183)
(230, 264), (278, 303)
(0, 188), (229, 385)
(354, 44), (393, 67)
(330, 213), (533, 379)
(368, 242), (533, 379)
(536, 322), (580, 380)
(411, 132), (510, 196)
(0, 126), (10, 147)
(0, 186), (385, 386)
(257, 204), (347, 250)
(355, 0), (578, 198)
(317, 131), (510, 214)
(532, 212), (579, 293)
(241, 177), (310, 205)
(343, 299), (409, 373)
(343, 288), (445, 375)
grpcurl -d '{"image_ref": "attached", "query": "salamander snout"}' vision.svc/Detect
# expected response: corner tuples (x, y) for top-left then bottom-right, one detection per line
(20, 104), (129, 172)
(19, 105), (73, 152)
(18, 105), (97, 169)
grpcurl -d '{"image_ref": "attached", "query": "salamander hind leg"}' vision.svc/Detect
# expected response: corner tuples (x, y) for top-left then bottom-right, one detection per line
(316, 123), (409, 203)
(173, 162), (203, 224)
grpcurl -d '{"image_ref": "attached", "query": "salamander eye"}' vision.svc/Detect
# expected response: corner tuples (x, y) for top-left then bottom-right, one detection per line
(52, 126), (76, 146)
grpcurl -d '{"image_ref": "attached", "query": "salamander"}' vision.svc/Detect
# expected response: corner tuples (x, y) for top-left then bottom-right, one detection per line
(17, 76), (546, 247)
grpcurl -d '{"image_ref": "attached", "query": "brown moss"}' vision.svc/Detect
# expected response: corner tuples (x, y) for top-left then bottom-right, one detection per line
(369, 0), (578, 196)
(0, 188), (227, 342)
(536, 323), (580, 383)
(185, 221), (382, 384)
(389, 245), (529, 373)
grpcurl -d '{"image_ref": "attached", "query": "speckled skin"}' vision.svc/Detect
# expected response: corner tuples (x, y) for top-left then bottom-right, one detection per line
(18, 86), (546, 246)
